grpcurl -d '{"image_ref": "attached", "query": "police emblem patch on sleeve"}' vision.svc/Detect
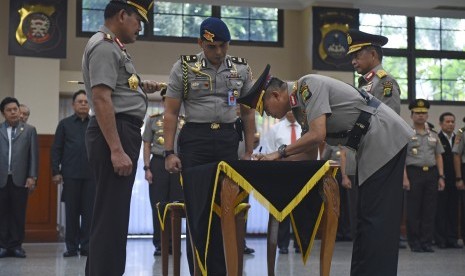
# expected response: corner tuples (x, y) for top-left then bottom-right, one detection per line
(383, 81), (393, 97)
(300, 84), (312, 102)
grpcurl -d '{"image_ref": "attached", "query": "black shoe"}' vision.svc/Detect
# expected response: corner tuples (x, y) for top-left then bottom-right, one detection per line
(437, 242), (447, 249)
(399, 240), (407, 249)
(410, 246), (424, 253)
(446, 242), (463, 249)
(422, 245), (434, 252)
(11, 248), (26, 258)
(278, 248), (288, 254)
(295, 248), (301, 254)
(153, 248), (162, 256)
(244, 246), (255, 254)
(63, 251), (78, 257)
(0, 248), (7, 258)
(80, 250), (88, 256)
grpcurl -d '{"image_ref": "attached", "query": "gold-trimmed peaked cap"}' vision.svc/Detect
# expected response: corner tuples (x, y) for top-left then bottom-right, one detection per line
(237, 64), (271, 116)
(346, 29), (388, 55)
(200, 17), (231, 42)
(409, 98), (430, 113)
(112, 0), (154, 23)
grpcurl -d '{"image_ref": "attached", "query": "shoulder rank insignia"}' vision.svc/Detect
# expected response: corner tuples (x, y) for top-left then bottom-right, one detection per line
(299, 83), (312, 102)
(102, 32), (113, 42)
(383, 81), (393, 97)
(230, 56), (247, 65)
(181, 55), (198, 63)
(376, 69), (388, 79)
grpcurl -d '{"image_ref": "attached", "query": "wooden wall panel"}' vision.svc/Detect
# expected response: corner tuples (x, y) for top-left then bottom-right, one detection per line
(25, 134), (58, 242)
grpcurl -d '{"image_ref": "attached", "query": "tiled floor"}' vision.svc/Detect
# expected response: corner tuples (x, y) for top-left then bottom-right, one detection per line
(0, 237), (464, 275)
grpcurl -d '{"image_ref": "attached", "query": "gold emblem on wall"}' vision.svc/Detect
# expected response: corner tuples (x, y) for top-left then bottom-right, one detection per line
(16, 4), (56, 46)
(318, 23), (349, 63)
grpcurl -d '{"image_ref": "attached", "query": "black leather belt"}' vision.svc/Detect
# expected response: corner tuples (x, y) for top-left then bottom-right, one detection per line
(184, 122), (235, 130)
(115, 113), (144, 128)
(327, 89), (381, 151)
(407, 165), (436, 172)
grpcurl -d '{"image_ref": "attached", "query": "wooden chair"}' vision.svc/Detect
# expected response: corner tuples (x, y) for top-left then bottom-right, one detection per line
(156, 202), (186, 276)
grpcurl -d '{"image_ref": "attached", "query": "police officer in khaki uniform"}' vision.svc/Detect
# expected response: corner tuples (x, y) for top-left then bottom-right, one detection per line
(347, 29), (401, 115)
(82, 1), (163, 275)
(163, 17), (256, 275)
(452, 118), (465, 241)
(239, 64), (414, 275)
(142, 90), (184, 256)
(403, 99), (445, 253)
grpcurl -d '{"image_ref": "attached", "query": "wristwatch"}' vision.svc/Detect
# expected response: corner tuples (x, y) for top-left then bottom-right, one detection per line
(456, 177), (463, 182)
(277, 144), (287, 159)
(143, 166), (150, 171)
(439, 175), (445, 180)
(164, 150), (175, 158)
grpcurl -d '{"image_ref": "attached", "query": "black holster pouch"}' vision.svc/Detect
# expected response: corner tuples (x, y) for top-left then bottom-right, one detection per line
(346, 97), (381, 151)
(235, 117), (244, 141)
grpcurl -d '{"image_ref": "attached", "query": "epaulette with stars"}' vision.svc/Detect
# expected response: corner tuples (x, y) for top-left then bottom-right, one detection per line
(376, 69), (388, 79)
(230, 56), (248, 65)
(181, 55), (198, 63)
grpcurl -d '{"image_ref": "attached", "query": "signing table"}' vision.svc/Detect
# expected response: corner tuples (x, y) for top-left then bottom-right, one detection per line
(182, 160), (340, 276)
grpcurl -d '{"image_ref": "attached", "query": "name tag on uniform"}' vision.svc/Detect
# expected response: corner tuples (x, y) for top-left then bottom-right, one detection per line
(228, 90), (236, 106)
(191, 80), (209, 90)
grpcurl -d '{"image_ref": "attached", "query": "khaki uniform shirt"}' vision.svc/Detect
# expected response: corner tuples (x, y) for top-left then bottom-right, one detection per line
(452, 130), (465, 163)
(166, 52), (253, 123)
(82, 26), (147, 120)
(406, 129), (444, 167)
(142, 112), (184, 156)
(288, 74), (413, 185)
(358, 64), (401, 115)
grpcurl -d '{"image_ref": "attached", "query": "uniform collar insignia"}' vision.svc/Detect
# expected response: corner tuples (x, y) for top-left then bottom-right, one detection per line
(364, 71), (375, 82)
(114, 37), (125, 51)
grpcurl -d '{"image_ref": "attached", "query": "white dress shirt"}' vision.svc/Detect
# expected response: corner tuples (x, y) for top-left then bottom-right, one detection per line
(264, 117), (302, 153)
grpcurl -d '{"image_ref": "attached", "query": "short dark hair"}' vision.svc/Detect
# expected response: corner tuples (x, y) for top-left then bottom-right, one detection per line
(73, 90), (87, 102)
(104, 1), (136, 20)
(365, 45), (383, 62)
(439, 112), (455, 123)
(0, 97), (20, 113)
(264, 77), (286, 101)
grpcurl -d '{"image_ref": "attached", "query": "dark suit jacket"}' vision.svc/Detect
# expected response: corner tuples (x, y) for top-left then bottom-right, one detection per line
(438, 131), (456, 184)
(0, 121), (38, 188)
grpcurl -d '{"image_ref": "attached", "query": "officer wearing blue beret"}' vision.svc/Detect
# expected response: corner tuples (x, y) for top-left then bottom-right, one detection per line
(163, 17), (256, 275)
(347, 29), (401, 115)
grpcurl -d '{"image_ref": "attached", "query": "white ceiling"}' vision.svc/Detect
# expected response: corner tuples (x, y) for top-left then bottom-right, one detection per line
(171, 0), (465, 17)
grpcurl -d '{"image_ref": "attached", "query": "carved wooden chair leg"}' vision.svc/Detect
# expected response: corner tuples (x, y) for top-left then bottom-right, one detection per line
(221, 176), (241, 276)
(319, 175), (340, 276)
(267, 214), (279, 276)
(235, 203), (250, 275)
(159, 206), (171, 276)
(170, 204), (185, 276)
